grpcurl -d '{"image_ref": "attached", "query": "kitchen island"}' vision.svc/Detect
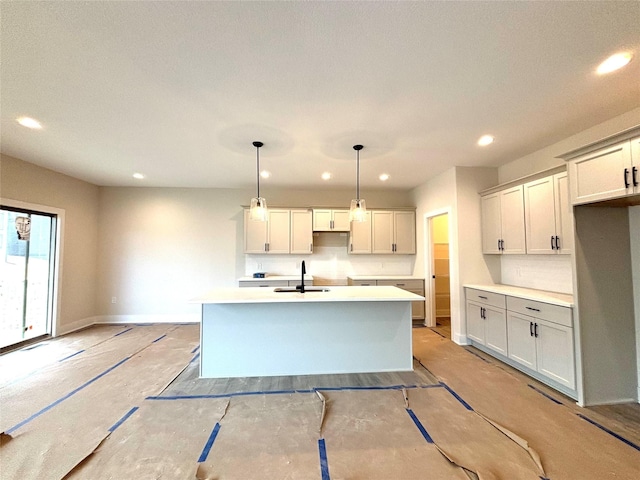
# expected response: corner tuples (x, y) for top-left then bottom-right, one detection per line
(192, 286), (424, 378)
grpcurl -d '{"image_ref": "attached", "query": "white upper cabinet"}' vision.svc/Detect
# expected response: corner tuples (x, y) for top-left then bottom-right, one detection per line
(349, 211), (372, 254)
(244, 209), (291, 254)
(290, 209), (313, 254)
(312, 209), (350, 231)
(481, 185), (526, 254)
(569, 137), (640, 205)
(524, 172), (573, 255)
(371, 211), (416, 254)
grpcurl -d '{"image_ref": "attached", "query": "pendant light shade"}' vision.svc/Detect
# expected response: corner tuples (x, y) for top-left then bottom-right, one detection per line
(349, 144), (367, 222)
(250, 141), (268, 221)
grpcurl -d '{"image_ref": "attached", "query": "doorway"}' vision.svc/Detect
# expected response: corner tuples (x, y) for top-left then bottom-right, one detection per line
(0, 206), (57, 349)
(428, 213), (451, 338)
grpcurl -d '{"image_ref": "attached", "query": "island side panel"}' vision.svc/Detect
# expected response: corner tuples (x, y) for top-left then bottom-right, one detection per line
(200, 301), (413, 378)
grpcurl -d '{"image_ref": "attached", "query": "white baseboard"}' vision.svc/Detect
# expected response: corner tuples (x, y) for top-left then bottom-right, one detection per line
(453, 333), (470, 346)
(55, 314), (199, 337)
(94, 314), (200, 325)
(56, 316), (101, 336)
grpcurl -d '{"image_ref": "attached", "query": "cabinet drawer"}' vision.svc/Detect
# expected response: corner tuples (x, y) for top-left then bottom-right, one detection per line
(348, 279), (376, 286)
(506, 296), (572, 327)
(239, 280), (289, 288)
(377, 279), (424, 290)
(465, 288), (505, 309)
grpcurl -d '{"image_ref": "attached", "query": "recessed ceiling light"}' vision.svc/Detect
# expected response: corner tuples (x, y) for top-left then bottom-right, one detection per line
(477, 135), (495, 146)
(321, 172), (332, 180)
(260, 170), (271, 179)
(17, 116), (42, 129)
(379, 173), (390, 181)
(133, 173), (145, 180)
(597, 52), (633, 75)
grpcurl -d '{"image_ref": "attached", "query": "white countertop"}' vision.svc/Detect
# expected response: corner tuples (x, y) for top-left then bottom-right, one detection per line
(348, 275), (424, 280)
(464, 284), (574, 307)
(238, 275), (314, 282)
(192, 285), (425, 304)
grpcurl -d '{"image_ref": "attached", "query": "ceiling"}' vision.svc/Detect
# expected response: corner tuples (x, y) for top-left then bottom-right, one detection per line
(1, 1), (639, 191)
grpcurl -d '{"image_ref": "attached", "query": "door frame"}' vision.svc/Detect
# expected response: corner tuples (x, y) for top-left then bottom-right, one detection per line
(1, 198), (64, 338)
(423, 207), (453, 328)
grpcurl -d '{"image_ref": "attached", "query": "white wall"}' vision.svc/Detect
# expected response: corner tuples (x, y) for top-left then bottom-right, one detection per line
(411, 167), (498, 344)
(498, 107), (640, 183)
(1, 154), (100, 334)
(96, 186), (414, 322)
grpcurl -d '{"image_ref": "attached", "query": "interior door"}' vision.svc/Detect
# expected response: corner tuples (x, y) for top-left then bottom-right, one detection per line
(0, 207), (56, 349)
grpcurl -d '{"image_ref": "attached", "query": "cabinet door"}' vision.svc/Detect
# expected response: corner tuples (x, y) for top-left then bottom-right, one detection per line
(332, 210), (351, 231)
(484, 305), (507, 355)
(481, 193), (502, 254)
(466, 301), (485, 345)
(500, 185), (526, 254)
(290, 210), (313, 254)
(570, 141), (632, 205)
(411, 297), (425, 320)
(266, 209), (290, 254)
(349, 211), (371, 254)
(524, 176), (556, 254)
(394, 211), (416, 254)
(371, 211), (394, 254)
(553, 172), (573, 255)
(631, 136), (640, 195)
(244, 209), (267, 253)
(507, 312), (537, 370)
(536, 319), (575, 389)
(312, 209), (332, 231)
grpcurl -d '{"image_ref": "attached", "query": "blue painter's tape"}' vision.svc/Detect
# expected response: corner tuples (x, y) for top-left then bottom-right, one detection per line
(58, 350), (85, 362)
(152, 334), (166, 343)
(190, 352), (201, 364)
(5, 356), (132, 435)
(198, 423), (221, 463)
(191, 345), (200, 354)
(114, 327), (134, 337)
(318, 438), (331, 480)
(429, 328), (446, 338)
(146, 384), (446, 401)
(465, 349), (491, 363)
(109, 406), (139, 432)
(577, 414), (640, 452)
(527, 384), (563, 405)
(406, 408), (434, 443)
(440, 382), (473, 411)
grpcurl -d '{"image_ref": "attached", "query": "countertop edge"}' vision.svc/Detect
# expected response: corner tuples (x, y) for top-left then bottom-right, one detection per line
(464, 284), (574, 307)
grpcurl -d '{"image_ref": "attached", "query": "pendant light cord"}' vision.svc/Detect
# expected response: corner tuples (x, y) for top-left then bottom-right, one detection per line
(356, 149), (360, 201)
(253, 141), (263, 200)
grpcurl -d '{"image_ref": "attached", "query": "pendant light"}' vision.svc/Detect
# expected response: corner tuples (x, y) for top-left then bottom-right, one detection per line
(349, 144), (367, 222)
(249, 141), (268, 221)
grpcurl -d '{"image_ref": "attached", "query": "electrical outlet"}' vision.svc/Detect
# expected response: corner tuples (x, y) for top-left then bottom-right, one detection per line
(111, 296), (117, 304)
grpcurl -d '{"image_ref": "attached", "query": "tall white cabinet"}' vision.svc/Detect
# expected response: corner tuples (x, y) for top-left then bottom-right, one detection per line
(524, 172), (573, 254)
(481, 185), (526, 254)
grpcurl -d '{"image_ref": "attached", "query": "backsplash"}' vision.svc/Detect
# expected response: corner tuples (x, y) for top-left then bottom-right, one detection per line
(501, 255), (573, 294)
(244, 232), (416, 285)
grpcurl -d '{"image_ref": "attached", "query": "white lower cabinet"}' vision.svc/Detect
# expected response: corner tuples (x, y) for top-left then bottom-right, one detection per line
(466, 289), (507, 356)
(467, 287), (576, 396)
(507, 311), (575, 389)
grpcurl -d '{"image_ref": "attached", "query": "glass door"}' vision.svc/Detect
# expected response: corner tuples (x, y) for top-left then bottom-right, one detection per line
(0, 207), (56, 349)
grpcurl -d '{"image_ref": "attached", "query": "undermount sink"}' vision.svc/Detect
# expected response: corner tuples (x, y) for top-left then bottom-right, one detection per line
(273, 287), (331, 293)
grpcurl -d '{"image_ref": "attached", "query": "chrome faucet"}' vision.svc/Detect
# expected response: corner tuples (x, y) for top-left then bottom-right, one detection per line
(299, 260), (306, 293)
